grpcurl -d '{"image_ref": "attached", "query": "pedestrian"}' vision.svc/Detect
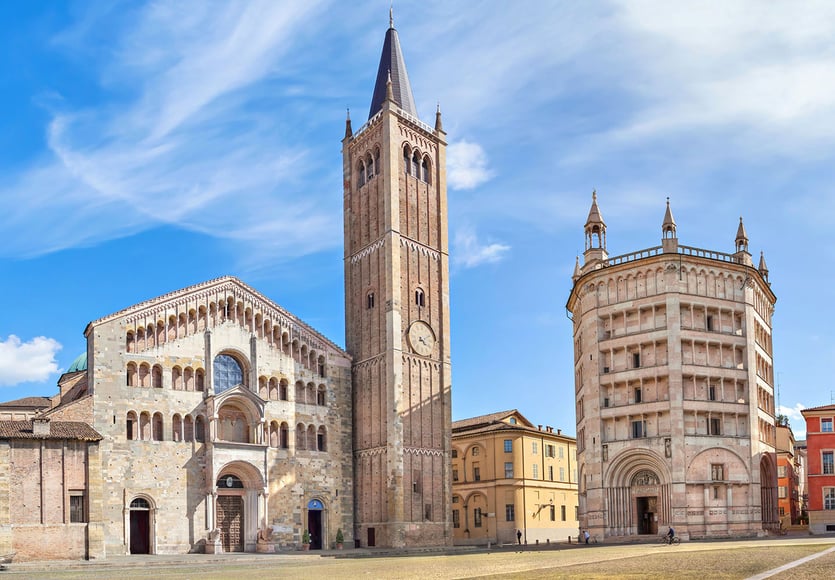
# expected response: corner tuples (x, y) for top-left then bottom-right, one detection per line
(584, 530), (590, 545)
(516, 529), (522, 545)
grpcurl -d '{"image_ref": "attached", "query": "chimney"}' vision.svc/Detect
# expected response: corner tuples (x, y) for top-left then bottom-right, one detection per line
(538, 425), (543, 431)
(32, 416), (51, 437)
(557, 429), (562, 435)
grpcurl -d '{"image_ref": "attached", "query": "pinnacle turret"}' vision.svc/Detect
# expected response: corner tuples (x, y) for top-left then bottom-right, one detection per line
(583, 190), (608, 266)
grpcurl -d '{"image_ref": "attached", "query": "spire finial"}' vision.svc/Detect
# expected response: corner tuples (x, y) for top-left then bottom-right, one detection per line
(435, 101), (444, 132)
(390, 5), (394, 29)
(385, 69), (393, 102)
(592, 189), (597, 202)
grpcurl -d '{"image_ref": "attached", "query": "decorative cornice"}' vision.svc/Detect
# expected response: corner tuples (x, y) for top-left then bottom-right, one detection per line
(355, 446), (387, 459)
(404, 446), (444, 457)
(350, 238), (386, 264)
(400, 237), (440, 261)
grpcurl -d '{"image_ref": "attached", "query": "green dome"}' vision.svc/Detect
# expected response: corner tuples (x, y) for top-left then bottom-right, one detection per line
(67, 352), (87, 373)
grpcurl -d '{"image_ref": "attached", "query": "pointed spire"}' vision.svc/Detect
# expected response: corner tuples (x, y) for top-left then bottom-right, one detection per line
(662, 197), (677, 238)
(759, 251), (769, 282)
(368, 15), (418, 119)
(435, 102), (444, 133)
(735, 216), (749, 253)
(584, 190), (607, 258)
(390, 5), (394, 29)
(572, 255), (581, 281)
(585, 190), (605, 228)
(344, 108), (353, 139)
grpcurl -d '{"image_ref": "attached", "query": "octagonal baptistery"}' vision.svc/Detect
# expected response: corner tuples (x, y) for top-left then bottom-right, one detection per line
(84, 276), (353, 554)
(566, 194), (779, 541)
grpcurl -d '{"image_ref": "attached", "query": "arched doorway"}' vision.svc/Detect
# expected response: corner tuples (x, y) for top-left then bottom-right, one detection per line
(760, 454), (779, 531)
(632, 470), (660, 535)
(129, 497), (152, 554)
(307, 499), (324, 550)
(217, 474), (245, 552)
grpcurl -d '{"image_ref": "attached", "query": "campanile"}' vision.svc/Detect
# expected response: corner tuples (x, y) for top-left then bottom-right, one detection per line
(343, 15), (452, 547)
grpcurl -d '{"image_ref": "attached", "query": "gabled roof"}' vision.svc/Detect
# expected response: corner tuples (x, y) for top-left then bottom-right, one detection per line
(0, 420), (102, 441)
(85, 275), (348, 358)
(368, 17), (418, 120)
(0, 396), (51, 409)
(453, 409), (533, 432)
(801, 404), (835, 415)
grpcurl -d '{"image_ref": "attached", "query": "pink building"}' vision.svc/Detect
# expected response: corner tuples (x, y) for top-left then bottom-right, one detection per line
(800, 405), (835, 533)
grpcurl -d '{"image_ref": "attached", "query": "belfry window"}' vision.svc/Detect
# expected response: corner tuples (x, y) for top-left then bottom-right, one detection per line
(367, 292), (375, 309)
(213, 354), (243, 394)
(415, 288), (425, 307)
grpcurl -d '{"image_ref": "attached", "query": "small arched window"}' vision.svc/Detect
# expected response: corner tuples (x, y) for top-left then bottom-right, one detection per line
(126, 411), (138, 440)
(403, 147), (411, 174)
(130, 498), (150, 510)
(366, 153), (374, 181)
(367, 291), (375, 309)
(126, 362), (137, 387)
(184, 415), (194, 442)
(280, 422), (289, 449)
(279, 379), (288, 401)
(126, 331), (135, 353)
(296, 423), (306, 450)
(152, 365), (163, 388)
(358, 161), (366, 187)
(317, 426), (327, 452)
(317, 385), (326, 406)
(172, 414), (183, 442)
(415, 288), (425, 308)
(195, 415), (206, 443)
(152, 412), (163, 441)
(172, 366), (183, 390)
(374, 148), (381, 176)
(412, 151), (420, 177)
(422, 157), (430, 183)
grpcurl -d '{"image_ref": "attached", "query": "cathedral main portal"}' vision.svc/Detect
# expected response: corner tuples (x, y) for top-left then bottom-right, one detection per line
(217, 496), (244, 552)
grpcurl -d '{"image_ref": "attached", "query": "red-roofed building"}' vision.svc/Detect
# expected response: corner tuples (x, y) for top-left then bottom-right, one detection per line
(801, 404), (835, 533)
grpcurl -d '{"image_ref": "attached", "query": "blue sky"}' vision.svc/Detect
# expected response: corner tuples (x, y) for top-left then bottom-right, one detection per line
(1, 1), (834, 439)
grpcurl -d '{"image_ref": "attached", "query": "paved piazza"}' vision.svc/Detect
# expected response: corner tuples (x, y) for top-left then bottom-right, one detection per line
(3, 536), (834, 579)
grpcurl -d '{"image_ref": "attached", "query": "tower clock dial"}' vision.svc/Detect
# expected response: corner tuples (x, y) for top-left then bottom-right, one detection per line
(407, 321), (435, 356)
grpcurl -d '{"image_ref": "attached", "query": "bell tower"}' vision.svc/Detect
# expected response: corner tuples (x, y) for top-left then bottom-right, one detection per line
(343, 15), (452, 548)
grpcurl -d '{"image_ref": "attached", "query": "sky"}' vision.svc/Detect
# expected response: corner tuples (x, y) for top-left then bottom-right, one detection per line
(1, 0), (834, 440)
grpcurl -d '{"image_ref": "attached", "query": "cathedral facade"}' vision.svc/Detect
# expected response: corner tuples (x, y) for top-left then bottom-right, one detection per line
(567, 194), (779, 540)
(0, 18), (451, 560)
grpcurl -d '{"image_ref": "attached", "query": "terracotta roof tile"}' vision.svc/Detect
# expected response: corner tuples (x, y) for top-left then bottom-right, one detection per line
(0, 420), (102, 441)
(0, 396), (51, 408)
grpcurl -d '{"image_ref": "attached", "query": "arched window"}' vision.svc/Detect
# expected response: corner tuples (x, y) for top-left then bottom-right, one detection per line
(172, 366), (183, 390)
(195, 369), (205, 391)
(415, 288), (425, 308)
(126, 362), (137, 387)
(140, 412), (151, 441)
(317, 426), (327, 452)
(270, 421), (278, 448)
(195, 415), (206, 443)
(213, 354), (243, 394)
(296, 424), (306, 450)
(137, 327), (146, 351)
(358, 161), (366, 187)
(279, 379), (288, 401)
(422, 157), (430, 183)
(403, 147), (411, 174)
(172, 414), (183, 442)
(367, 292), (375, 309)
(168, 316), (176, 341)
(317, 385), (326, 406)
(184, 415), (194, 442)
(412, 151), (420, 177)
(184, 367), (194, 391)
(126, 331), (135, 353)
(139, 363), (150, 387)
(366, 153), (374, 181)
(280, 422), (289, 449)
(374, 148), (381, 176)
(307, 425), (317, 451)
(130, 498), (150, 510)
(307, 382), (316, 405)
(259, 376), (268, 399)
(318, 355), (326, 378)
(152, 412), (163, 441)
(295, 381), (306, 404)
(152, 365), (163, 388)
(269, 378), (278, 400)
(126, 411), (138, 440)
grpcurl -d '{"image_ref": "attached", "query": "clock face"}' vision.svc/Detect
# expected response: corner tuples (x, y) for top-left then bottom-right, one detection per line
(407, 321), (435, 356)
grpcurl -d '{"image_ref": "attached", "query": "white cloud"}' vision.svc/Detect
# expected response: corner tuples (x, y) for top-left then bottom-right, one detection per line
(453, 226), (510, 268)
(447, 140), (494, 190)
(0, 335), (62, 387)
(0, 0), (337, 262)
(778, 403), (808, 439)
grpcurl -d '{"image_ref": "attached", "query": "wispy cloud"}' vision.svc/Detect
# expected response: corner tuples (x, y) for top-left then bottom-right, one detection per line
(447, 140), (494, 190)
(0, 335), (62, 387)
(453, 225), (510, 268)
(778, 403), (809, 438)
(1, 0), (336, 263)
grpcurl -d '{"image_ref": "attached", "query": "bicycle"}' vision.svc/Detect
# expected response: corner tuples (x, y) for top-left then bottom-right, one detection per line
(658, 534), (681, 545)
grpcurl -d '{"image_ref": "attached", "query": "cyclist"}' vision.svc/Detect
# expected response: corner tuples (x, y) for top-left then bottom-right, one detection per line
(666, 526), (675, 545)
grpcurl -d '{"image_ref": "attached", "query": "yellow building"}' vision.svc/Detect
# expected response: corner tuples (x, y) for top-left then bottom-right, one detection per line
(451, 410), (578, 545)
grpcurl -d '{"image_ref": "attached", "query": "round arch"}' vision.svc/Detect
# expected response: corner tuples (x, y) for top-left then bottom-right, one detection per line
(126, 494), (156, 555)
